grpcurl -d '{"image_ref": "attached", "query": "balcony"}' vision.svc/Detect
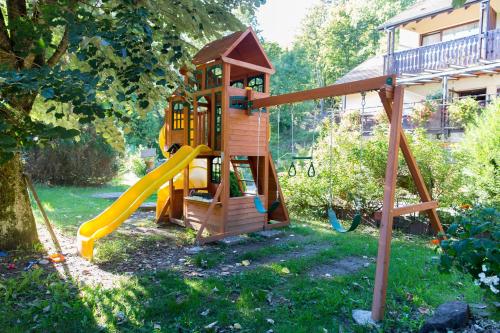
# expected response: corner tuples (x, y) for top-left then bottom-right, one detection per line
(384, 29), (500, 76)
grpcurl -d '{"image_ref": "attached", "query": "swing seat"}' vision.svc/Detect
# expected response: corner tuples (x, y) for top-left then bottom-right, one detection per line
(328, 208), (361, 233)
(254, 196), (280, 214)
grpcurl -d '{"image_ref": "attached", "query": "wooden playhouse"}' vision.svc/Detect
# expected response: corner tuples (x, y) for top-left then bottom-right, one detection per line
(157, 27), (290, 243)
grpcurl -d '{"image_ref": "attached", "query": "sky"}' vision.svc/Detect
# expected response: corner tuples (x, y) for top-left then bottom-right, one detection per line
(255, 0), (323, 48)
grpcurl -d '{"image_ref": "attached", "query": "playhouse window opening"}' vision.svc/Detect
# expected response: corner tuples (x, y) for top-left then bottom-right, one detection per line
(211, 157), (221, 183)
(206, 65), (223, 88)
(187, 105), (194, 145)
(231, 80), (245, 89)
(190, 70), (203, 91)
(247, 74), (264, 92)
(172, 101), (184, 130)
(214, 92), (222, 151)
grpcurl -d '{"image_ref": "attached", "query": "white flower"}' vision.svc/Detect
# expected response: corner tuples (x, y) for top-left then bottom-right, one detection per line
(478, 272), (486, 280)
(490, 285), (499, 294)
(482, 264), (488, 272)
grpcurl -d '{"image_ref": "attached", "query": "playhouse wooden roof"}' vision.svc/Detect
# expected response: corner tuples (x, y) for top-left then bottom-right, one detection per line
(192, 27), (275, 74)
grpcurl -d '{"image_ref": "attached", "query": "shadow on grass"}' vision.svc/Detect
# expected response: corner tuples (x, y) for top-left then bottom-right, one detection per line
(0, 249), (99, 333)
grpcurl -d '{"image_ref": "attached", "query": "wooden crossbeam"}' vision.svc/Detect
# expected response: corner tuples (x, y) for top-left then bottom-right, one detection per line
(250, 75), (394, 109)
(392, 201), (438, 217)
(195, 184), (223, 241)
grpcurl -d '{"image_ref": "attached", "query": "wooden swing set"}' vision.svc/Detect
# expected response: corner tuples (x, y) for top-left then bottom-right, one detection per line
(248, 76), (444, 321)
(160, 28), (444, 321)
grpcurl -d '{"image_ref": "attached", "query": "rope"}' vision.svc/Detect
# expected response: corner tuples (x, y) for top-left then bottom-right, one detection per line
(256, 108), (262, 195)
(356, 92), (366, 212)
(329, 101), (335, 206)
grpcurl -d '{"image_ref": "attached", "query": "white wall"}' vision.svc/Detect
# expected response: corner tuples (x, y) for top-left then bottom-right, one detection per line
(398, 29), (420, 50)
(344, 74), (500, 115)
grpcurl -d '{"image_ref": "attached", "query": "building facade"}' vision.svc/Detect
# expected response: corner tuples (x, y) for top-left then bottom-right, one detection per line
(337, 0), (500, 139)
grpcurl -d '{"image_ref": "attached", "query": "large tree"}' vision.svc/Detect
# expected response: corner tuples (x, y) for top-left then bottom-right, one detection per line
(0, 0), (263, 249)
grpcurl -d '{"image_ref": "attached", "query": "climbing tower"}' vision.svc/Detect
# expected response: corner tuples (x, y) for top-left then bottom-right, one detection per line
(158, 27), (289, 243)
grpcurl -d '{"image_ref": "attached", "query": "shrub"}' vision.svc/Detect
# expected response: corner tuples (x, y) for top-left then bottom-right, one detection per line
(25, 129), (118, 186)
(409, 91), (441, 126)
(130, 155), (148, 177)
(438, 207), (500, 295)
(281, 116), (467, 217)
(448, 97), (482, 126)
(458, 99), (500, 206)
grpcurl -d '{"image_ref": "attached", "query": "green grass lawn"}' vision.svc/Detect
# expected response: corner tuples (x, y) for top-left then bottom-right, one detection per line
(30, 184), (157, 232)
(1, 185), (497, 332)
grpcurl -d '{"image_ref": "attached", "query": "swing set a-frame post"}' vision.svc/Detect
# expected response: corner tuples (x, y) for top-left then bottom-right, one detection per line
(249, 75), (444, 322)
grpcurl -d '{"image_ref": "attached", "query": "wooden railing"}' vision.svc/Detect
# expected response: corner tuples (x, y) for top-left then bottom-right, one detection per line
(385, 29), (500, 75)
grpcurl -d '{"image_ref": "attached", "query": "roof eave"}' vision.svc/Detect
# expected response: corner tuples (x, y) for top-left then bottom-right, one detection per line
(377, 0), (481, 31)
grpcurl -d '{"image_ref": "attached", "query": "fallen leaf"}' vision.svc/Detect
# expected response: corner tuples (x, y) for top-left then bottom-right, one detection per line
(201, 309), (210, 316)
(281, 267), (290, 274)
(418, 307), (430, 315)
(205, 321), (218, 329)
(266, 318), (275, 325)
(241, 260), (250, 266)
(233, 323), (242, 330)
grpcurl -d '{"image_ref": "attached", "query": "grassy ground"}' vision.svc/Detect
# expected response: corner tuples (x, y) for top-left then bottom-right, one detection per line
(30, 184), (156, 233)
(1, 185), (497, 332)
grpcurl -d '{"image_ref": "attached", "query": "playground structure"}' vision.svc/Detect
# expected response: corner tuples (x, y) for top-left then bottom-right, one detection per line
(77, 27), (444, 321)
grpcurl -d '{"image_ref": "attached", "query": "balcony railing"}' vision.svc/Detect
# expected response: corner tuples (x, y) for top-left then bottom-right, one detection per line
(384, 29), (500, 75)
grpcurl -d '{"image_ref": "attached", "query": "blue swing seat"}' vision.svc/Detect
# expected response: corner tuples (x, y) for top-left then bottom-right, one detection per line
(328, 208), (362, 233)
(254, 196), (280, 214)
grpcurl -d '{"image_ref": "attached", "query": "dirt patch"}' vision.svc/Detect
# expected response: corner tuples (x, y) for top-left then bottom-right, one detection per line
(308, 256), (373, 278)
(199, 240), (333, 277)
(2, 213), (319, 287)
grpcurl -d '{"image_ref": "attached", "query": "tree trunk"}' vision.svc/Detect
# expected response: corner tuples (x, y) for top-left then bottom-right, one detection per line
(0, 153), (39, 249)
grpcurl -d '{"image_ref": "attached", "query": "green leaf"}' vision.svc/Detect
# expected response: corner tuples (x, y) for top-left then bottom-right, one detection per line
(41, 88), (55, 99)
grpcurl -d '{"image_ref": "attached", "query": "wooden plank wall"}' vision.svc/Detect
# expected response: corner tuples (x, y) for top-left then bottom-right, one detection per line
(225, 196), (266, 234)
(227, 87), (268, 156)
(185, 200), (223, 234)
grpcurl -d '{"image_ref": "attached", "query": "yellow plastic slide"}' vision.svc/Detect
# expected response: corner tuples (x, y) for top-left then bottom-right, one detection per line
(77, 144), (210, 260)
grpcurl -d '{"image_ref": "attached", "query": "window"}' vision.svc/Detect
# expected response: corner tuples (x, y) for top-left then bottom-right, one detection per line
(214, 92), (222, 151)
(247, 74), (264, 92)
(421, 21), (479, 46)
(172, 101), (184, 130)
(457, 88), (487, 106)
(211, 157), (221, 183)
(190, 70), (203, 91)
(206, 65), (223, 88)
(231, 80), (245, 89)
(442, 21), (479, 42)
(422, 32), (441, 46)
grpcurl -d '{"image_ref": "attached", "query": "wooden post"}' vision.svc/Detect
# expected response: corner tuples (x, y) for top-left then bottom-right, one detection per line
(378, 90), (444, 235)
(183, 165), (190, 219)
(24, 175), (63, 253)
(193, 95), (198, 146)
(221, 62), (231, 234)
(371, 86), (404, 321)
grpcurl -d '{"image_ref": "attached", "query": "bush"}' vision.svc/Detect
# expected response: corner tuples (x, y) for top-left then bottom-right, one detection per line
(458, 100), (500, 206)
(25, 129), (119, 186)
(281, 114), (467, 217)
(130, 155), (148, 177)
(448, 97), (482, 126)
(438, 207), (500, 295)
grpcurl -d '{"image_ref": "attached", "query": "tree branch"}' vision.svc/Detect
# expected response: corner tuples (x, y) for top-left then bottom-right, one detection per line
(47, 26), (68, 67)
(0, 9), (11, 51)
